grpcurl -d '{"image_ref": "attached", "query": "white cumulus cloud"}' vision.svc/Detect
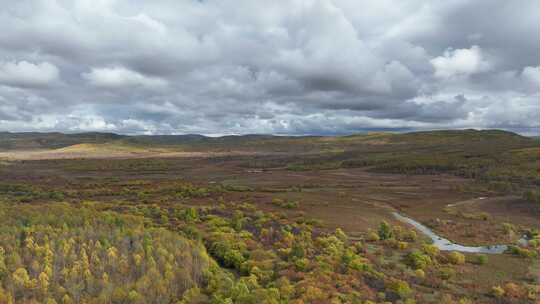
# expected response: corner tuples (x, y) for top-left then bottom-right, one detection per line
(0, 61), (59, 88)
(522, 66), (540, 88)
(430, 45), (490, 78)
(1, 1), (540, 135)
(82, 67), (167, 89)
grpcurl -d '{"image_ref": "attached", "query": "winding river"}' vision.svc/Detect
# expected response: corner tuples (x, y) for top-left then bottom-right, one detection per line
(392, 212), (525, 254)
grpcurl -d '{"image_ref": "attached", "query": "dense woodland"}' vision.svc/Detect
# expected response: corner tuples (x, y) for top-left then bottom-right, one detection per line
(0, 186), (539, 303)
(0, 203), (210, 304)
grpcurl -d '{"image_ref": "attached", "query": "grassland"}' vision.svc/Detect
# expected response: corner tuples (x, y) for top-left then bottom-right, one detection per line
(1, 129), (540, 303)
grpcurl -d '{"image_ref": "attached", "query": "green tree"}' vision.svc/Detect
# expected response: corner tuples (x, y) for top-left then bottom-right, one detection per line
(378, 221), (393, 240)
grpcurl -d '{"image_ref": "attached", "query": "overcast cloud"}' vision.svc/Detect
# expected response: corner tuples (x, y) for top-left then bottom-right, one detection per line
(0, 0), (539, 135)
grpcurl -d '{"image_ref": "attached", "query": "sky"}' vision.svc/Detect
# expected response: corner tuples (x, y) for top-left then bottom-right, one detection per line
(0, 0), (539, 136)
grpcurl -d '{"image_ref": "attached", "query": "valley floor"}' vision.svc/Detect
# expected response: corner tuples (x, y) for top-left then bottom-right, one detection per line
(1, 151), (539, 303)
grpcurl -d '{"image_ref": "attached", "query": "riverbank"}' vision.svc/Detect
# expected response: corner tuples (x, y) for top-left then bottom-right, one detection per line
(392, 212), (526, 254)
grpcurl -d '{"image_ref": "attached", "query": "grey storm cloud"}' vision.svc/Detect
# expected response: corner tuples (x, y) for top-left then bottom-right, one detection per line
(0, 0), (539, 135)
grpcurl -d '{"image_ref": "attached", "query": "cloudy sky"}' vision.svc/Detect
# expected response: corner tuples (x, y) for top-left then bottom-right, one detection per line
(1, 0), (539, 135)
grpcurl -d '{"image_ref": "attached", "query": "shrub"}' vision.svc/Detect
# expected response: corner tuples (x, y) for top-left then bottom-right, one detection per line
(476, 254), (488, 265)
(405, 250), (432, 270)
(378, 221), (393, 240)
(387, 280), (412, 299)
(303, 286), (325, 301)
(275, 277), (294, 300)
(290, 241), (305, 259)
(422, 244), (440, 257)
(271, 198), (299, 209)
(438, 267), (456, 280)
(182, 207), (199, 222)
(366, 231), (381, 242)
(223, 250), (245, 269)
(502, 222), (515, 232)
(405, 230), (417, 242)
(491, 285), (505, 298)
(353, 241), (363, 253)
(524, 189), (540, 204)
(448, 251), (465, 265)
(335, 228), (348, 242)
(367, 231), (380, 242)
(348, 258), (370, 272)
(294, 258), (309, 271)
(527, 238), (540, 248)
(507, 245), (535, 258)
(397, 241), (409, 250)
(385, 238), (398, 249)
(504, 282), (524, 298)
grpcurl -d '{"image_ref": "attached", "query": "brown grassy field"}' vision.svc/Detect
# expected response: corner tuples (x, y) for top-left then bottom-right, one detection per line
(2, 132), (540, 303)
(2, 149), (537, 245)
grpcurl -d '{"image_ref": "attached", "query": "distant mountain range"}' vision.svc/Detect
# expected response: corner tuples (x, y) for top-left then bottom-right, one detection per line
(0, 131), (299, 151)
(0, 129), (533, 151)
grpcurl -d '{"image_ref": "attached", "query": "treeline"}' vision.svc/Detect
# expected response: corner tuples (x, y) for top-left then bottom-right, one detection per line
(283, 134), (540, 196)
(0, 180), (216, 204)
